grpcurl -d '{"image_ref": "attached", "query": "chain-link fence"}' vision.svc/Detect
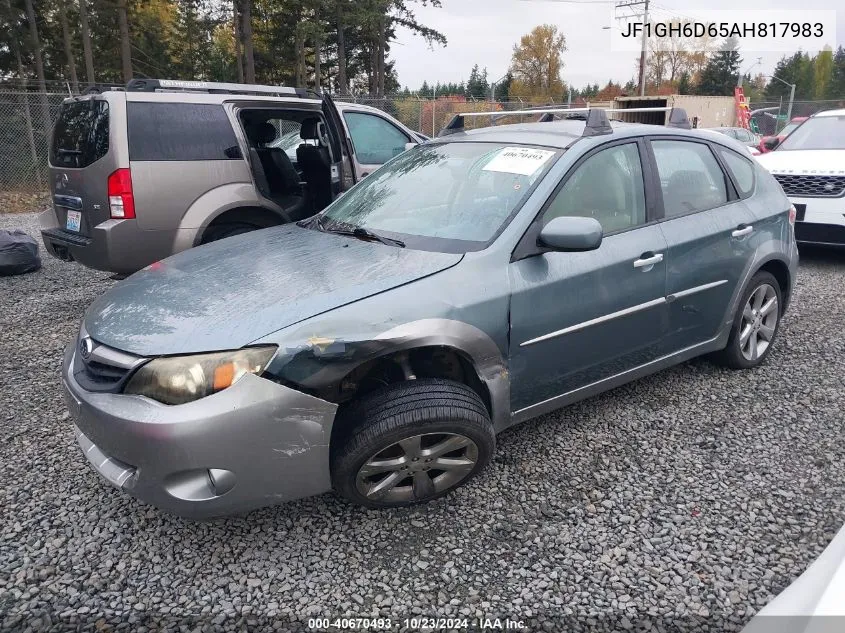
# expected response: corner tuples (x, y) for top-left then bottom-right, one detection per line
(749, 99), (845, 135)
(3, 87), (841, 208)
(0, 89), (558, 203)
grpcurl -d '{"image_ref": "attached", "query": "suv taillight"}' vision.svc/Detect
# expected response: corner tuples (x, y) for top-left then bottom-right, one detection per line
(788, 205), (796, 225)
(107, 168), (135, 219)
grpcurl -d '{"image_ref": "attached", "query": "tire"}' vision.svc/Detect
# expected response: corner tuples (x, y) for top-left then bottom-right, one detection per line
(331, 378), (495, 509)
(712, 271), (783, 369)
(200, 222), (259, 244)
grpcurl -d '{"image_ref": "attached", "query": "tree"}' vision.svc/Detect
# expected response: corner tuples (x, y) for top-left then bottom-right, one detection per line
(466, 64), (488, 99)
(57, 0), (79, 92)
(813, 46), (833, 100)
(829, 47), (845, 101)
(694, 38), (741, 96)
(241, 0), (255, 83)
(508, 24), (567, 102)
(116, 0), (133, 81)
(78, 0), (96, 84)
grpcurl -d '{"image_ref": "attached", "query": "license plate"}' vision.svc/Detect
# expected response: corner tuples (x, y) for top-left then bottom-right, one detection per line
(66, 210), (81, 232)
(794, 203), (806, 222)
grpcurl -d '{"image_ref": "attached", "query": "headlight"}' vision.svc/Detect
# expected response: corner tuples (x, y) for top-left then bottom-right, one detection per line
(124, 346), (277, 405)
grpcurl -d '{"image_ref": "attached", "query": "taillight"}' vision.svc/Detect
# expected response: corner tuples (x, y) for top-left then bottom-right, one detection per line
(788, 205), (796, 225)
(107, 168), (135, 219)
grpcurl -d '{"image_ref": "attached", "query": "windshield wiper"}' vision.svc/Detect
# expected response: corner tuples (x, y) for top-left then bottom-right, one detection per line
(328, 224), (405, 248)
(300, 216), (405, 247)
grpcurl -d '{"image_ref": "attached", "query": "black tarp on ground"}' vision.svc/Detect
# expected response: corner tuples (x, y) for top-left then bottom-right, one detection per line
(0, 230), (41, 276)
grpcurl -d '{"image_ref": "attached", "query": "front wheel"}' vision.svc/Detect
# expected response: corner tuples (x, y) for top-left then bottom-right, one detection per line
(331, 379), (495, 508)
(712, 271), (782, 369)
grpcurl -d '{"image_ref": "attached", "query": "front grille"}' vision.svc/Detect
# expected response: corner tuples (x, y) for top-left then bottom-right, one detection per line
(81, 358), (130, 387)
(773, 174), (845, 198)
(72, 334), (145, 393)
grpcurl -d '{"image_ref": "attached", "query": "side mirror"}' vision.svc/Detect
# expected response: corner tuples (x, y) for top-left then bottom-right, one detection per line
(404, 142), (418, 151)
(538, 216), (603, 252)
(762, 137), (780, 151)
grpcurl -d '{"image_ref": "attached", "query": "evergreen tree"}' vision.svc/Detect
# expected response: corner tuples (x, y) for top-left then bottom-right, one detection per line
(466, 64), (489, 99)
(694, 38), (741, 96)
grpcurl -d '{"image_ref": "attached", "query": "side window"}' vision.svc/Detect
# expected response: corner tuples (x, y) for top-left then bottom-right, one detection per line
(542, 142), (646, 234)
(127, 103), (240, 161)
(343, 112), (410, 165)
(651, 140), (728, 218)
(718, 148), (755, 198)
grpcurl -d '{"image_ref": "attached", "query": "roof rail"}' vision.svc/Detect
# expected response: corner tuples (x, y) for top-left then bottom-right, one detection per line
(125, 78), (317, 99)
(438, 105), (692, 137)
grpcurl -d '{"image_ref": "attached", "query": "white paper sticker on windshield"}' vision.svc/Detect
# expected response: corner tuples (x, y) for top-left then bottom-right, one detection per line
(482, 146), (556, 176)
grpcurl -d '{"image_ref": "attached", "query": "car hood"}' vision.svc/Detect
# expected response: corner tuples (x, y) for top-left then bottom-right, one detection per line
(84, 225), (463, 356)
(756, 150), (845, 174)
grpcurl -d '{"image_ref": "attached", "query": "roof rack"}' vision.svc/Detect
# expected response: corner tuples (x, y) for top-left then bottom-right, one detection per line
(438, 106), (691, 138)
(124, 78), (318, 99)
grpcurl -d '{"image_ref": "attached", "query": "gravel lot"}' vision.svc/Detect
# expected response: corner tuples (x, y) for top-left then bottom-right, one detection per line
(2, 211), (845, 632)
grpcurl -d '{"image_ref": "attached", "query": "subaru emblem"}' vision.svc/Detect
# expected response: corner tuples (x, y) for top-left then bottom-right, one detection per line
(79, 337), (94, 359)
(55, 173), (69, 190)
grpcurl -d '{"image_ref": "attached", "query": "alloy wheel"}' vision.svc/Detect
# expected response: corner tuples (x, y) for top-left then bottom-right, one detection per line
(355, 432), (479, 503)
(739, 283), (778, 362)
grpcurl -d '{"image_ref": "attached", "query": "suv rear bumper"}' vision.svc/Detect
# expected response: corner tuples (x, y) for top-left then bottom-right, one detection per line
(39, 209), (176, 274)
(62, 344), (337, 518)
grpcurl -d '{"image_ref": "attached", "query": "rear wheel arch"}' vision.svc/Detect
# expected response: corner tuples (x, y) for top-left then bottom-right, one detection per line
(757, 258), (792, 310)
(196, 206), (286, 245)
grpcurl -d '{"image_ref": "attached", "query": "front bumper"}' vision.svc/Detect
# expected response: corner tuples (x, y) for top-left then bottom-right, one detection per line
(62, 344), (338, 518)
(787, 195), (845, 246)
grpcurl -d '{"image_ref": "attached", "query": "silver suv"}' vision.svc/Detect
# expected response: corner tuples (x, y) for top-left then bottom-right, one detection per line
(40, 79), (423, 274)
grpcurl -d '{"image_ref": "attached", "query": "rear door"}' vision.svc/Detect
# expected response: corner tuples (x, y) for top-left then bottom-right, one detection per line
(321, 92), (358, 192)
(49, 96), (116, 237)
(647, 137), (756, 351)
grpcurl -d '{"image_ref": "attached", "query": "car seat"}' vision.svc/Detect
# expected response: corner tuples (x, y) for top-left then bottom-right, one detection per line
(296, 118), (333, 212)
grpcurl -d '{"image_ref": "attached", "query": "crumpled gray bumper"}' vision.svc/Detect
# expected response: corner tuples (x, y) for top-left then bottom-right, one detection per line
(62, 344), (338, 518)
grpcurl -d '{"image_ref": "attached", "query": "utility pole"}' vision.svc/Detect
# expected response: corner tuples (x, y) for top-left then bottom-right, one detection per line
(615, 0), (649, 96)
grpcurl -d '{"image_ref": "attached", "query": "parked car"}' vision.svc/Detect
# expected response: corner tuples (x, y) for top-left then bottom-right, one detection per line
(40, 79), (422, 275)
(756, 109), (845, 247)
(707, 126), (761, 153)
(63, 107), (798, 517)
(758, 116), (808, 153)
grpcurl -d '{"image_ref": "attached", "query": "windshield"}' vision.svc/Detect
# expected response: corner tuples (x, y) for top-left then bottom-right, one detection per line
(778, 122), (799, 137)
(778, 115), (845, 150)
(315, 142), (561, 252)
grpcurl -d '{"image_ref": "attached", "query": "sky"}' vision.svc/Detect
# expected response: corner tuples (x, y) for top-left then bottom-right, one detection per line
(391, 0), (844, 92)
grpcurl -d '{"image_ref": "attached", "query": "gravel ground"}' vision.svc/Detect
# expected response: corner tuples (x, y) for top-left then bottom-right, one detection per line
(2, 211), (845, 633)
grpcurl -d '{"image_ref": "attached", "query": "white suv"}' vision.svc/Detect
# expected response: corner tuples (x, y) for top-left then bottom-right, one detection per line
(756, 109), (845, 247)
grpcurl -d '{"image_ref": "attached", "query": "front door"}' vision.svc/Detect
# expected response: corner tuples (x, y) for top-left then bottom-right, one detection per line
(341, 110), (413, 178)
(647, 138), (757, 350)
(509, 140), (669, 414)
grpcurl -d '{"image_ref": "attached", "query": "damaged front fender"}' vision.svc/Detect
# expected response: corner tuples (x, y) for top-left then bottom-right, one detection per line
(261, 318), (511, 431)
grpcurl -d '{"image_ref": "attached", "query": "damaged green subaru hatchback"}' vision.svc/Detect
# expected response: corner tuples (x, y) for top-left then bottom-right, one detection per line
(63, 109), (798, 517)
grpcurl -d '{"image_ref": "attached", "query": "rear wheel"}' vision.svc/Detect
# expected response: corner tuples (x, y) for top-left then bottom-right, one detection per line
(200, 222), (259, 244)
(331, 379), (495, 508)
(712, 271), (782, 369)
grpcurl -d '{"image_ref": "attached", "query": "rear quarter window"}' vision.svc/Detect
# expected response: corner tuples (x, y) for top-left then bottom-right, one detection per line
(127, 102), (240, 161)
(717, 147), (756, 198)
(50, 99), (110, 168)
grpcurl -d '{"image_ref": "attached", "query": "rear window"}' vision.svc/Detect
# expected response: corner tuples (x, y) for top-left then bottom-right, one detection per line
(50, 99), (110, 168)
(718, 148), (755, 198)
(127, 102), (240, 161)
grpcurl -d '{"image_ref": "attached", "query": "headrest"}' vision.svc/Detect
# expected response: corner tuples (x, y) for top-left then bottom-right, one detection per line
(251, 121), (277, 145)
(300, 118), (320, 140)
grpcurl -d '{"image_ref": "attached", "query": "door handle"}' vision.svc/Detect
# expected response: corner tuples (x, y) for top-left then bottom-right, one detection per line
(633, 253), (664, 269)
(732, 225), (753, 238)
